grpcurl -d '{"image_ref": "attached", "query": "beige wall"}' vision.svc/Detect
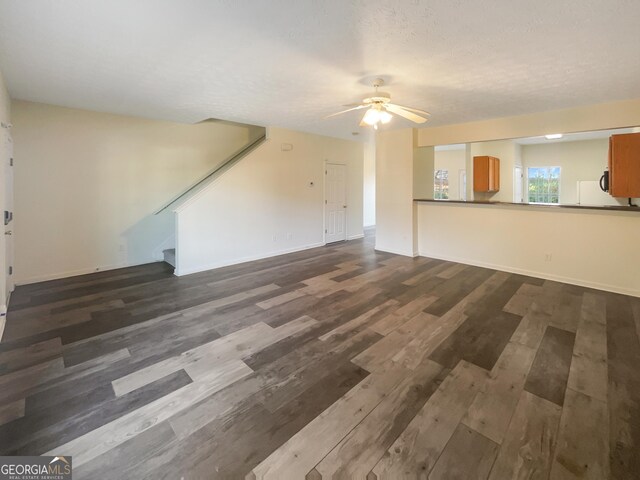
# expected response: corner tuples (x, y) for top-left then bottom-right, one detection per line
(12, 101), (253, 284)
(363, 140), (376, 227)
(375, 128), (416, 256)
(413, 146), (435, 200)
(175, 127), (364, 275)
(0, 71), (9, 125)
(417, 98), (640, 146)
(417, 202), (640, 297)
(521, 138), (609, 204)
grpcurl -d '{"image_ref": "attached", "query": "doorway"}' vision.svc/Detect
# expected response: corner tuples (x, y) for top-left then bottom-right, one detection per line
(325, 163), (347, 243)
(458, 170), (467, 201)
(1, 126), (13, 314)
(514, 165), (524, 203)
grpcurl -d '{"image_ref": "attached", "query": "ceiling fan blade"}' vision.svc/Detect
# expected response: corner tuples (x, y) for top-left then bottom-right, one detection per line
(385, 104), (428, 124)
(324, 104), (367, 119)
(386, 103), (431, 116)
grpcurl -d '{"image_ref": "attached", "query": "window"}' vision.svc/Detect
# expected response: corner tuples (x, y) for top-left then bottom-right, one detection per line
(434, 169), (449, 200)
(527, 167), (560, 204)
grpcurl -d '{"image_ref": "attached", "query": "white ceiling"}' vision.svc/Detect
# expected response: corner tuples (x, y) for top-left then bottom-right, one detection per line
(1, 1), (639, 140)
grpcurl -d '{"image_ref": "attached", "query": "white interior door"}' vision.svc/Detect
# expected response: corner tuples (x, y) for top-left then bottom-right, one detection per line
(514, 166), (524, 203)
(3, 130), (13, 299)
(325, 163), (347, 243)
(458, 170), (467, 200)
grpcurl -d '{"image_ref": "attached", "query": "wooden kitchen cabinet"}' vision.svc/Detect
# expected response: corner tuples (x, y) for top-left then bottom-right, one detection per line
(473, 156), (500, 192)
(608, 132), (640, 198)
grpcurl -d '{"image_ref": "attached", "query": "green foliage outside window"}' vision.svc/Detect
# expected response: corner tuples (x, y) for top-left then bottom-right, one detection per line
(528, 167), (560, 204)
(434, 169), (449, 200)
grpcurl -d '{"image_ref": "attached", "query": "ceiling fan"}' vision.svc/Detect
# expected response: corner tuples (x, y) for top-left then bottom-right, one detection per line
(326, 78), (430, 129)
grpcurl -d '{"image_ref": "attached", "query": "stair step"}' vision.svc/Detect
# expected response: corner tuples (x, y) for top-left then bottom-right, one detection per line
(163, 248), (176, 268)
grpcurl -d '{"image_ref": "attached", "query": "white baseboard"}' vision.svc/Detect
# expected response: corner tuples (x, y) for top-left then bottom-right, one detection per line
(418, 250), (640, 298)
(374, 244), (418, 258)
(347, 233), (364, 240)
(175, 242), (326, 277)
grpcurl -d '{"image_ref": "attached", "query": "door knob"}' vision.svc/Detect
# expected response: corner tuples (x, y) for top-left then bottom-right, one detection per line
(4, 231), (11, 235)
(343, 205), (347, 208)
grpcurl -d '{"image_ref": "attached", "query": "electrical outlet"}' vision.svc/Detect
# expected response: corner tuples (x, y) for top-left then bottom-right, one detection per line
(545, 253), (552, 262)
(272, 234), (277, 242)
(287, 232), (293, 240)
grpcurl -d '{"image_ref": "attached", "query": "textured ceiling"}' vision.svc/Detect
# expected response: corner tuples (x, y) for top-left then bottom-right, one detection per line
(1, 0), (639, 140)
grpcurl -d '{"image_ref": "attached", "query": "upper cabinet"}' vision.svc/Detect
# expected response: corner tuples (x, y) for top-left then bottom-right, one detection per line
(608, 132), (640, 198)
(473, 156), (500, 192)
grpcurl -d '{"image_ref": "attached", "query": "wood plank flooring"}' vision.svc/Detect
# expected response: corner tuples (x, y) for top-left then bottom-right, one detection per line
(1, 230), (639, 479)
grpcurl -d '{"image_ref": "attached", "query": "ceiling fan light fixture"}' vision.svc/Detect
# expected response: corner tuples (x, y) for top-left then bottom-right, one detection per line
(362, 107), (393, 127)
(362, 107), (382, 126)
(326, 78), (429, 128)
(379, 110), (392, 124)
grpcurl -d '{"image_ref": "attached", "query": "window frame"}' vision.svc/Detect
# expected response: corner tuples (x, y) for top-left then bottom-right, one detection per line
(434, 169), (449, 200)
(526, 166), (561, 205)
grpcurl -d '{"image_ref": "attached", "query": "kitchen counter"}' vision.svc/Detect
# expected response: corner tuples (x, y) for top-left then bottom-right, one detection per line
(414, 198), (640, 213)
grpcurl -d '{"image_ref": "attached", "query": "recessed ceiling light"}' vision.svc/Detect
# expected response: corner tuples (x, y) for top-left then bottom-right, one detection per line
(545, 133), (563, 140)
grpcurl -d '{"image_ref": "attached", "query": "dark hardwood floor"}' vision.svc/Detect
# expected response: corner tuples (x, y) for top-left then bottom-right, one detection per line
(0, 230), (639, 479)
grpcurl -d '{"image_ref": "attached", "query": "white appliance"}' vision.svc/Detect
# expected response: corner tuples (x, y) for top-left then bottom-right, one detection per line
(577, 180), (621, 206)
